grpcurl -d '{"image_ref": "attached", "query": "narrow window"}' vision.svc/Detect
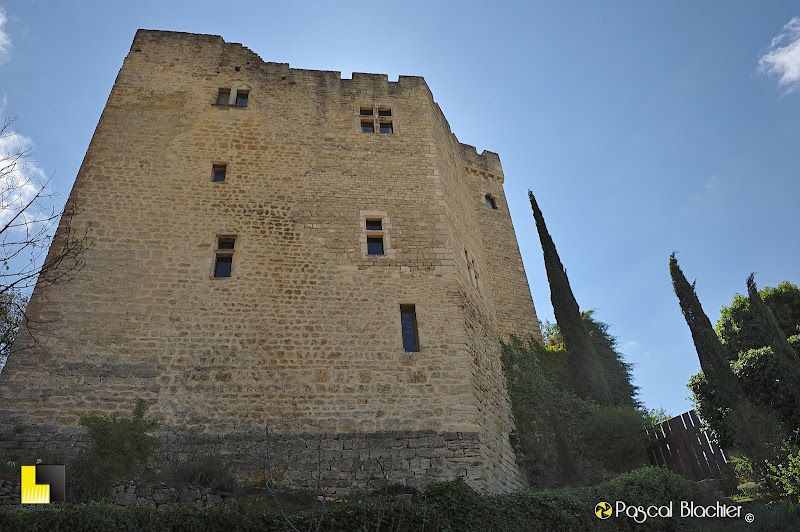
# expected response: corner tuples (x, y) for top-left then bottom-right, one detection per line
(235, 90), (249, 107)
(212, 164), (227, 182)
(360, 107), (374, 116)
(361, 121), (375, 133)
(379, 121), (393, 134)
(214, 256), (233, 278)
(217, 90), (230, 105)
(367, 236), (384, 255)
(365, 219), (382, 231)
(217, 238), (235, 250)
(214, 237), (236, 278)
(378, 108), (392, 117)
(485, 195), (497, 209)
(400, 305), (419, 352)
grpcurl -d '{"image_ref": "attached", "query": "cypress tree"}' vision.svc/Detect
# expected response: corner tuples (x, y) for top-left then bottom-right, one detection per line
(669, 254), (781, 462)
(747, 274), (800, 368)
(746, 274), (800, 429)
(528, 191), (612, 404)
(669, 254), (740, 406)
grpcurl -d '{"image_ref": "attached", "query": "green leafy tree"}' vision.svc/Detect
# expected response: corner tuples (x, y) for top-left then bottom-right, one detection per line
(642, 406), (671, 427)
(0, 289), (27, 370)
(528, 191), (611, 404)
(716, 281), (800, 362)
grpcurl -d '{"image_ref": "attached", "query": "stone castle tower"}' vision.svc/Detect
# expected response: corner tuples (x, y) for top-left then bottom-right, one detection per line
(0, 30), (540, 492)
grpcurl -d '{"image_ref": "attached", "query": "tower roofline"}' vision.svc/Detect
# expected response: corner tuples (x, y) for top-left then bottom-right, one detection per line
(131, 29), (501, 171)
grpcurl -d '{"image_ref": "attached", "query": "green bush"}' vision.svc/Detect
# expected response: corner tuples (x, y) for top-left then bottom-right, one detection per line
(70, 398), (161, 501)
(768, 449), (800, 502)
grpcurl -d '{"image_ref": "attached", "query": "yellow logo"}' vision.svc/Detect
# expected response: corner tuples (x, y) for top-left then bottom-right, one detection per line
(595, 501), (613, 519)
(21, 465), (65, 504)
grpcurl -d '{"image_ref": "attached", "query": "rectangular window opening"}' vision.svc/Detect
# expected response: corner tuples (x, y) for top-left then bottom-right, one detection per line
(214, 236), (236, 278)
(361, 121), (375, 133)
(360, 107), (374, 116)
(217, 237), (235, 250)
(214, 256), (233, 278)
(216, 90), (230, 105)
(367, 236), (384, 256)
(378, 108), (392, 117)
(212, 164), (227, 182)
(379, 121), (393, 134)
(400, 305), (419, 352)
(365, 219), (383, 231)
(235, 91), (249, 106)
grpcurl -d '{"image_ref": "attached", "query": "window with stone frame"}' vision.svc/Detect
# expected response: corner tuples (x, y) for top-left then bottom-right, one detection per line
(366, 217), (385, 255)
(211, 163), (227, 182)
(215, 84), (251, 107)
(214, 236), (236, 278)
(400, 304), (419, 352)
(359, 105), (393, 134)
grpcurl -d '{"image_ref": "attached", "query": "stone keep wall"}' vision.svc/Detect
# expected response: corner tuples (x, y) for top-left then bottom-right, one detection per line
(0, 30), (539, 493)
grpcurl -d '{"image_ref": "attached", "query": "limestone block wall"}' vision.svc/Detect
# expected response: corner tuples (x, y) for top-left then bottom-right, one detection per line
(0, 30), (539, 493)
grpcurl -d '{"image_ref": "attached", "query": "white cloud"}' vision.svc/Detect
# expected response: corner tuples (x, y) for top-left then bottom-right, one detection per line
(704, 175), (719, 191)
(0, 7), (11, 65)
(758, 17), (800, 94)
(621, 340), (640, 352)
(0, 123), (47, 231)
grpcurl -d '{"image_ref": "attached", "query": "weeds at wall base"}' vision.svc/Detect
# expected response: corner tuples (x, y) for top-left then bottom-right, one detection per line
(4, 467), (791, 531)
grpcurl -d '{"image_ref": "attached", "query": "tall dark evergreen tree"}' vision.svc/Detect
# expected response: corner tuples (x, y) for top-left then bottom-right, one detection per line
(528, 191), (612, 404)
(670, 254), (781, 462)
(745, 274), (800, 430)
(747, 274), (800, 369)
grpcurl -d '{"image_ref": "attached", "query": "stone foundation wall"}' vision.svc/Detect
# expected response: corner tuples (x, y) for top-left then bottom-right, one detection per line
(160, 429), (487, 491)
(0, 426), (489, 492)
(0, 479), (234, 509)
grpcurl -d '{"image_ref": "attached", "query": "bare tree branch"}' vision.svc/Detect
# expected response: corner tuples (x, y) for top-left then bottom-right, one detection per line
(0, 115), (93, 364)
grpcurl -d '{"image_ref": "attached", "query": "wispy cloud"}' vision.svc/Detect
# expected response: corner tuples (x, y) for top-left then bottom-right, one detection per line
(758, 17), (800, 94)
(0, 7), (11, 65)
(704, 175), (719, 191)
(621, 340), (639, 352)
(1, 116), (47, 231)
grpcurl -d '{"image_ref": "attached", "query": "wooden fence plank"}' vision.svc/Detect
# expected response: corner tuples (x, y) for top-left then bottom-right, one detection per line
(682, 411), (713, 480)
(645, 410), (734, 484)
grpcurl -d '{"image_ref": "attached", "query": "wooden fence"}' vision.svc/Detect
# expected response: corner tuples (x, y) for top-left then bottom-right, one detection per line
(645, 410), (735, 484)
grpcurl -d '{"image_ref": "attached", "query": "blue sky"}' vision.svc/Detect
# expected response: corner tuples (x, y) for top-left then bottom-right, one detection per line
(1, 1), (798, 417)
